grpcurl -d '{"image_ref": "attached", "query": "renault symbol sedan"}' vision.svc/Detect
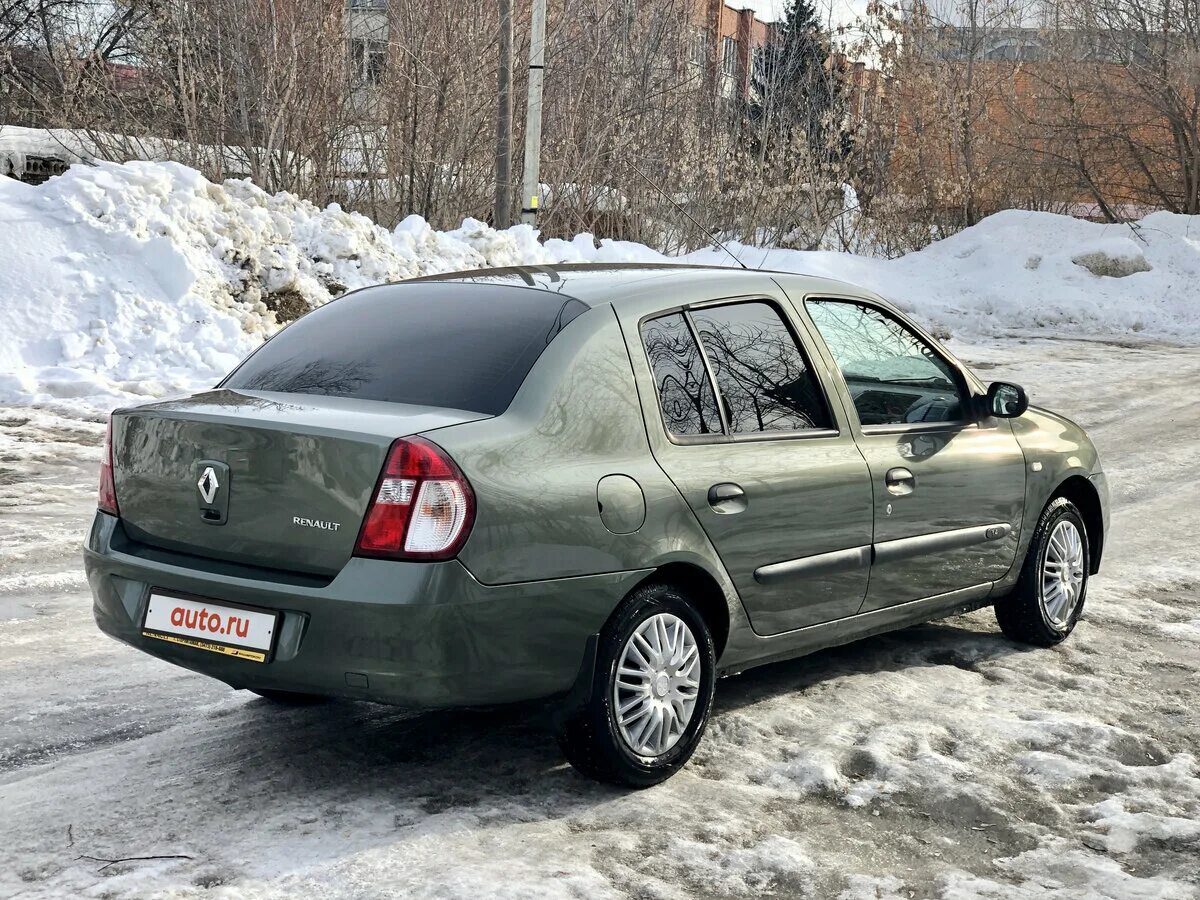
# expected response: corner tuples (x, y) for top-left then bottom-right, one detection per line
(86, 264), (1108, 786)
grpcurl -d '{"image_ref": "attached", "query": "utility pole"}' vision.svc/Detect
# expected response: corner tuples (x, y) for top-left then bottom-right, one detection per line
(494, 0), (514, 228)
(520, 0), (547, 226)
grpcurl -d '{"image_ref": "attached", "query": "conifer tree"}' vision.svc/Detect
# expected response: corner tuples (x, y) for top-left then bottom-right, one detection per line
(755, 0), (844, 162)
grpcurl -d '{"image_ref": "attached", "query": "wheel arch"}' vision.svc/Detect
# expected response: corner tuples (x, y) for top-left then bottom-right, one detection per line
(633, 562), (732, 660)
(1051, 474), (1104, 574)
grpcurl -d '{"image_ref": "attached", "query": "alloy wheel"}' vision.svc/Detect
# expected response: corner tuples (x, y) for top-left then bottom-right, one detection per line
(1041, 519), (1085, 628)
(613, 613), (702, 757)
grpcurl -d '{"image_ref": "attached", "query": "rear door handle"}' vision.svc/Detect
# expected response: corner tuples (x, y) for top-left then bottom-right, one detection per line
(707, 482), (747, 514)
(885, 467), (915, 496)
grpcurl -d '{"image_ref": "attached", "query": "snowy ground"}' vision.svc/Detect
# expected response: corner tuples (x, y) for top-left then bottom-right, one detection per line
(2, 336), (1198, 899)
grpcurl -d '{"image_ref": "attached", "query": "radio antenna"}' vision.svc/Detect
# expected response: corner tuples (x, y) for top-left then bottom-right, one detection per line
(628, 163), (749, 271)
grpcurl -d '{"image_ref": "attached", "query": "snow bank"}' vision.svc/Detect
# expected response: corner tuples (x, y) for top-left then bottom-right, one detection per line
(689, 210), (1200, 343)
(0, 161), (655, 411)
(0, 167), (437, 409)
(2, 161), (1198, 412)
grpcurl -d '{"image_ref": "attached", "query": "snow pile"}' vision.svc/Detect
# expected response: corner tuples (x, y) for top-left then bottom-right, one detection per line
(0, 161), (659, 411)
(1, 161), (1199, 412)
(692, 209), (1200, 342)
(881, 211), (1200, 337)
(0, 168), (446, 409)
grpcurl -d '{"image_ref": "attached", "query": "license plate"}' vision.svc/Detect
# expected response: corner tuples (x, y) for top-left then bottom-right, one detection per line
(143, 592), (278, 663)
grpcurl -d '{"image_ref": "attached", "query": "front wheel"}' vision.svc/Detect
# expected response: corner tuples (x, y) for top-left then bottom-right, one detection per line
(995, 496), (1090, 646)
(557, 583), (716, 787)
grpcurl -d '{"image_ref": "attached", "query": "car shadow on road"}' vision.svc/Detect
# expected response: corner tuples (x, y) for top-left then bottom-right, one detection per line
(219, 613), (1034, 810)
(710, 615), (1036, 716)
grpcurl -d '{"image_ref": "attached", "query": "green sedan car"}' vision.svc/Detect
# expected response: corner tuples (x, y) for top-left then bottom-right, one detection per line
(86, 264), (1108, 786)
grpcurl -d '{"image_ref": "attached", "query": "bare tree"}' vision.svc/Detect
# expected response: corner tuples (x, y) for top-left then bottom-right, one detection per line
(0, 0), (878, 249)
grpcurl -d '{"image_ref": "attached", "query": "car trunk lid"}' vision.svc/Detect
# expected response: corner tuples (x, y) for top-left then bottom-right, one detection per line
(111, 389), (489, 575)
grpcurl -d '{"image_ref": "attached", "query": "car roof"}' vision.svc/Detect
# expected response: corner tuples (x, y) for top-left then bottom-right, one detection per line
(403, 262), (886, 312)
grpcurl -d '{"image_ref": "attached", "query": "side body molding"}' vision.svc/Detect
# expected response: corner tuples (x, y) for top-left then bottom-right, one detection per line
(752, 524), (1012, 584)
(754, 545), (871, 585)
(873, 523), (1012, 565)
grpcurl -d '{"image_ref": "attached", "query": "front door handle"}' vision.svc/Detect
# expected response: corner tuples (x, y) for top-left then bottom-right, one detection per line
(707, 482), (747, 514)
(885, 467), (916, 496)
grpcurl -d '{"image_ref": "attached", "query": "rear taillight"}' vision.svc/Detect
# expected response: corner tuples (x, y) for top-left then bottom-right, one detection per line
(98, 414), (119, 515)
(354, 437), (475, 560)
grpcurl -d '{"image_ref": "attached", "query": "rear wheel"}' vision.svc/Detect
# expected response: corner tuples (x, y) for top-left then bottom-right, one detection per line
(995, 497), (1090, 646)
(557, 583), (716, 787)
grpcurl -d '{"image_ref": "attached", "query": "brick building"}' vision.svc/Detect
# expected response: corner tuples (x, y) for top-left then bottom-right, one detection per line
(692, 1), (779, 103)
(345, 1), (779, 107)
(900, 23), (1196, 216)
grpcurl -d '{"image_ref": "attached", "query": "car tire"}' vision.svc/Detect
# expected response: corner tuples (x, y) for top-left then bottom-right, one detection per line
(994, 496), (1090, 647)
(557, 582), (717, 788)
(249, 688), (329, 705)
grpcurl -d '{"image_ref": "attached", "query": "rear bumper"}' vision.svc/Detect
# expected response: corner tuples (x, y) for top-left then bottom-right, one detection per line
(85, 512), (642, 708)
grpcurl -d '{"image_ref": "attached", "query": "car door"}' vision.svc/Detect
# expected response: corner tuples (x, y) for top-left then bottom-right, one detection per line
(623, 294), (874, 636)
(800, 297), (1027, 611)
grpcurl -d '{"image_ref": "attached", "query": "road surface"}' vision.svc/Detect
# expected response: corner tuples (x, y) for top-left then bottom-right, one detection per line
(2, 339), (1198, 899)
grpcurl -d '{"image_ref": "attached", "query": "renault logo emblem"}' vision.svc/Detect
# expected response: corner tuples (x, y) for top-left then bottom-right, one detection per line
(193, 459), (230, 525)
(197, 466), (220, 505)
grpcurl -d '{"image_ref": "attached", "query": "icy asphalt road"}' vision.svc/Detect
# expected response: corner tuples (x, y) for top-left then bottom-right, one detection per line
(1, 339), (1198, 900)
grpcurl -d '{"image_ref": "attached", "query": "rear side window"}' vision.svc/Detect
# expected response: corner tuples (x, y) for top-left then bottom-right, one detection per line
(641, 314), (722, 436)
(690, 302), (831, 434)
(640, 300), (832, 439)
(223, 284), (588, 415)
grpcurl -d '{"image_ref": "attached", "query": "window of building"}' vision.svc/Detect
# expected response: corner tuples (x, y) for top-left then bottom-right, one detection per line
(690, 28), (709, 67)
(722, 36), (738, 76)
(350, 38), (387, 86)
(751, 45), (766, 79)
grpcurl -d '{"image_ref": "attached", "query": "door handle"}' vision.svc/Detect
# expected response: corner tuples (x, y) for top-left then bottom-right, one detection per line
(707, 482), (747, 514)
(885, 467), (916, 496)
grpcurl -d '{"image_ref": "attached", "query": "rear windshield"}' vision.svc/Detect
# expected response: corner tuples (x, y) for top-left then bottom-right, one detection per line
(222, 283), (588, 415)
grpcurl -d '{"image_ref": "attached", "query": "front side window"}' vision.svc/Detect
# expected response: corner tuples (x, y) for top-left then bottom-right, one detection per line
(641, 314), (721, 437)
(806, 300), (967, 427)
(691, 302), (831, 434)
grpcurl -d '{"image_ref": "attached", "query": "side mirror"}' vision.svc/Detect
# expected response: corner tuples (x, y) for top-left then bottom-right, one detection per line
(985, 381), (1029, 418)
